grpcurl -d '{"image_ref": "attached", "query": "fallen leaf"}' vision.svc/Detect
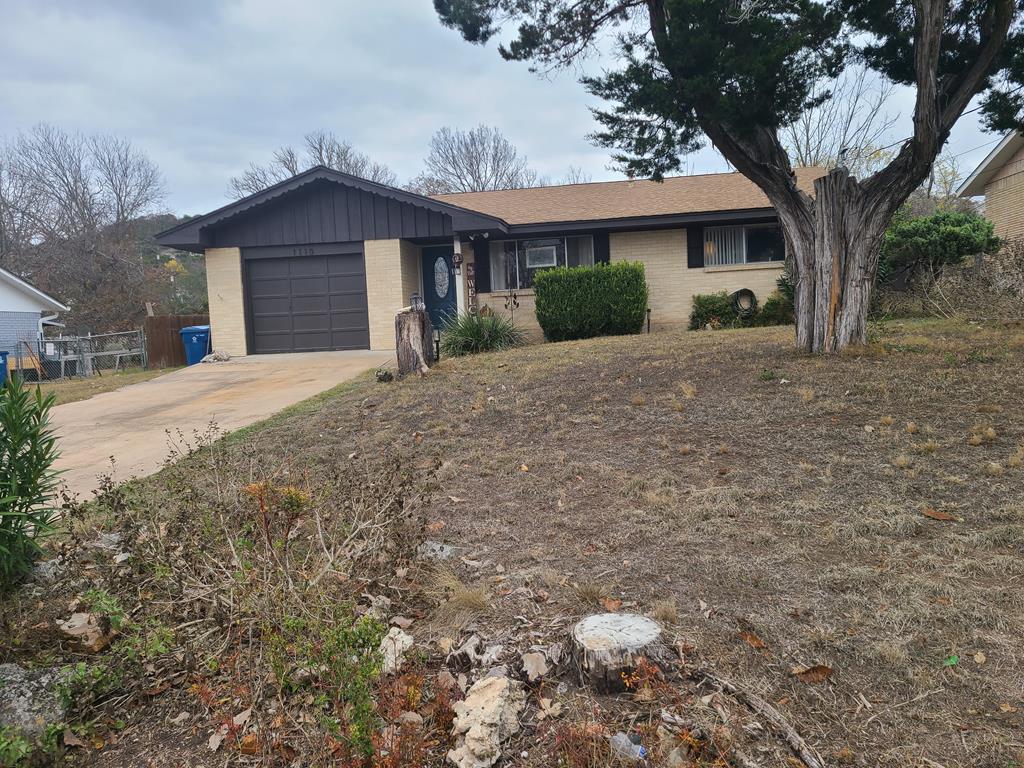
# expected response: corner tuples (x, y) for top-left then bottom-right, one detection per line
(923, 507), (957, 522)
(739, 630), (767, 650)
(999, 703), (1019, 713)
(790, 664), (834, 684)
(233, 708), (253, 727)
(522, 652), (548, 682)
(973, 651), (987, 665)
(238, 733), (260, 756)
(600, 597), (623, 612)
(208, 727), (227, 752)
(536, 697), (562, 721)
(63, 728), (88, 749)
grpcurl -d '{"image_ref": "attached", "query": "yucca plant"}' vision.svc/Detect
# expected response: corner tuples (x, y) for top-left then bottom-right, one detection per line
(0, 377), (61, 591)
(439, 311), (525, 357)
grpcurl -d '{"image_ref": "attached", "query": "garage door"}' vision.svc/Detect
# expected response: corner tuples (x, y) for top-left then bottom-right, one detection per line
(246, 251), (370, 353)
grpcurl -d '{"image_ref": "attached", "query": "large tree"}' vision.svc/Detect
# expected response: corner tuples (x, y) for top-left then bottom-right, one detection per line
(228, 131), (397, 198)
(435, 0), (1024, 352)
(407, 124), (544, 194)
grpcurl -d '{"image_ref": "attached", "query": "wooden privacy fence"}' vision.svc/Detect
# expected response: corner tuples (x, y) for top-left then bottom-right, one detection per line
(144, 314), (209, 369)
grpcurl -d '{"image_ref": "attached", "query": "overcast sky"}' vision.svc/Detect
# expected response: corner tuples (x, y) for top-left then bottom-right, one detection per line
(0, 0), (1003, 216)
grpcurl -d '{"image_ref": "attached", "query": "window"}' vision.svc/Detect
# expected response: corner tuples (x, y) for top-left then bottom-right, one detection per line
(703, 224), (785, 267)
(488, 235), (594, 291)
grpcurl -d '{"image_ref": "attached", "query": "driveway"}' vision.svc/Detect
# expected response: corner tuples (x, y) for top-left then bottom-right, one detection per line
(50, 350), (392, 497)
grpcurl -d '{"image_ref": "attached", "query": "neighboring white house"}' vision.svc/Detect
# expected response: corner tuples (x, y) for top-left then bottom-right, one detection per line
(0, 265), (69, 372)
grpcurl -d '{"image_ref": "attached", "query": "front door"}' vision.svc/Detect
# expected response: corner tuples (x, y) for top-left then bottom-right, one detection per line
(421, 246), (457, 328)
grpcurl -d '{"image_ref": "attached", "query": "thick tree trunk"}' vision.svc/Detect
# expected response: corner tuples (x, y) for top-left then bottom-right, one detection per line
(782, 169), (892, 354)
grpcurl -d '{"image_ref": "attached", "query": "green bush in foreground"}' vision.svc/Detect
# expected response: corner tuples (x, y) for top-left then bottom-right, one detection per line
(0, 378), (61, 591)
(439, 311), (526, 356)
(533, 261), (648, 341)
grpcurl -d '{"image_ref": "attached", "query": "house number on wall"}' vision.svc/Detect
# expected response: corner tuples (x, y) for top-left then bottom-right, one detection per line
(292, 247), (315, 257)
(433, 257), (450, 298)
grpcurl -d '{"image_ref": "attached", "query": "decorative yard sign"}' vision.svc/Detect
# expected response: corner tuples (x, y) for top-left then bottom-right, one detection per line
(466, 263), (477, 312)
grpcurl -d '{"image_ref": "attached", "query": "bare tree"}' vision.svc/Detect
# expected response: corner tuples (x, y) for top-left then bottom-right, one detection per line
(0, 124), (169, 331)
(408, 125), (543, 194)
(228, 131), (396, 198)
(783, 66), (899, 178)
(560, 165), (593, 184)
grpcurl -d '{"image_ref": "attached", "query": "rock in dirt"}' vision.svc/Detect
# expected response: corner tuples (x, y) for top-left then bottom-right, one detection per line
(201, 351), (231, 363)
(57, 612), (116, 653)
(418, 540), (456, 561)
(379, 627), (414, 675)
(571, 613), (663, 693)
(447, 676), (526, 768)
(0, 664), (69, 739)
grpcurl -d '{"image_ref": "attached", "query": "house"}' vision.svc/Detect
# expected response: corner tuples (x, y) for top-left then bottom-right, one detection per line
(958, 131), (1024, 241)
(154, 166), (823, 354)
(0, 265), (69, 373)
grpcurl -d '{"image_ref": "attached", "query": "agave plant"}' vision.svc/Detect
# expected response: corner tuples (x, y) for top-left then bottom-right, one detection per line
(439, 311), (526, 357)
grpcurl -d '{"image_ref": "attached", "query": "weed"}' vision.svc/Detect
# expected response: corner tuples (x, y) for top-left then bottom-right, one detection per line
(906, 421), (919, 434)
(439, 312), (526, 356)
(918, 440), (940, 454)
(795, 386), (815, 402)
(427, 566), (490, 628)
(893, 454), (913, 469)
(0, 727), (32, 767)
(983, 462), (1005, 477)
(651, 598), (678, 625)
(678, 381), (697, 399)
(630, 393), (646, 407)
(968, 434), (984, 446)
(759, 368), (777, 381)
(82, 588), (127, 631)
(573, 580), (609, 607)
(880, 415), (895, 426)
(58, 661), (123, 711)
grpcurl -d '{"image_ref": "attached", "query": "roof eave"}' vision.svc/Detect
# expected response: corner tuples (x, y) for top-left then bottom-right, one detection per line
(957, 132), (1023, 197)
(0, 268), (69, 312)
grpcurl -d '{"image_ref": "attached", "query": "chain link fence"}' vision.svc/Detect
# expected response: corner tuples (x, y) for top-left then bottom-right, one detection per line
(11, 330), (147, 381)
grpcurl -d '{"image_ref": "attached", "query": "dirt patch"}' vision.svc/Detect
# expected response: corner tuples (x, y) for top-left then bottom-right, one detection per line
(5, 320), (1024, 767)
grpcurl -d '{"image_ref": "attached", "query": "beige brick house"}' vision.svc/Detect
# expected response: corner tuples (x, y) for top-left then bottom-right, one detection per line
(155, 166), (823, 354)
(958, 132), (1024, 241)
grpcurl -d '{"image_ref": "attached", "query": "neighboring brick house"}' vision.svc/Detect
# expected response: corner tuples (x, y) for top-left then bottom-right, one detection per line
(0, 266), (69, 375)
(958, 132), (1024, 241)
(155, 166), (823, 354)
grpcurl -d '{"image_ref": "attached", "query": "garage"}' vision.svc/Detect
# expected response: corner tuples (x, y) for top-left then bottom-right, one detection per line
(245, 247), (370, 353)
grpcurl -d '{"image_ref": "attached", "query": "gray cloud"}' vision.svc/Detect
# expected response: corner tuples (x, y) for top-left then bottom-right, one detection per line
(0, 0), (996, 215)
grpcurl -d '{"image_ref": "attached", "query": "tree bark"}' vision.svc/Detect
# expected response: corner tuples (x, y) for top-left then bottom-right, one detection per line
(395, 308), (435, 376)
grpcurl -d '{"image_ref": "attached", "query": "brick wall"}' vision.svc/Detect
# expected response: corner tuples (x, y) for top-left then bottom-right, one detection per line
(985, 143), (1024, 241)
(610, 229), (783, 328)
(204, 247), (248, 356)
(365, 239), (420, 350)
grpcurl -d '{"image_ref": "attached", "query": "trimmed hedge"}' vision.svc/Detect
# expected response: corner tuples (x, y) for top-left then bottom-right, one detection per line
(689, 278), (795, 330)
(533, 261), (649, 342)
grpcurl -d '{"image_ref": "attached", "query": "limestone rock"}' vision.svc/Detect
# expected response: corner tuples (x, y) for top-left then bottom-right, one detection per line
(0, 664), (68, 739)
(379, 627), (413, 675)
(57, 612), (116, 653)
(447, 676), (525, 768)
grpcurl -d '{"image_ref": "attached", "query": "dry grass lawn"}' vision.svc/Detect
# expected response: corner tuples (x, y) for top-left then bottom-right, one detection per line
(240, 319), (1024, 766)
(35, 367), (178, 406)
(6, 319), (1024, 767)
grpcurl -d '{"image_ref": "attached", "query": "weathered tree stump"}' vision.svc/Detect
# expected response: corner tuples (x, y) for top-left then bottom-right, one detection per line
(395, 307), (435, 377)
(571, 613), (664, 693)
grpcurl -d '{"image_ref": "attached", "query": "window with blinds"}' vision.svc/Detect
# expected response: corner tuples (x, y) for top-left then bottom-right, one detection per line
(703, 225), (785, 266)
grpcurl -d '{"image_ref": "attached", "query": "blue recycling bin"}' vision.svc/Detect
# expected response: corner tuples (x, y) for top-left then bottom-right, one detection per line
(0, 351), (8, 381)
(179, 325), (211, 366)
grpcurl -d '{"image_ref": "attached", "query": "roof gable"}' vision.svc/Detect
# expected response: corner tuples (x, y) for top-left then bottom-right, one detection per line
(154, 166), (508, 251)
(958, 132), (1024, 197)
(0, 266), (69, 313)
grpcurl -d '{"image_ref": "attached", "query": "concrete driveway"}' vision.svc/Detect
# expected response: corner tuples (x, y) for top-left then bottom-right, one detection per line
(50, 350), (392, 497)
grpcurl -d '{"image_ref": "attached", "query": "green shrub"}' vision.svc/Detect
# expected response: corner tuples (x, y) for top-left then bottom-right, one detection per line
(439, 311), (526, 356)
(689, 291), (751, 330)
(880, 208), (999, 282)
(0, 378), (61, 591)
(757, 294), (795, 326)
(533, 261), (648, 341)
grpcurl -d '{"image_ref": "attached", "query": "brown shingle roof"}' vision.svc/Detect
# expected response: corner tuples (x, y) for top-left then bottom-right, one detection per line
(433, 167), (825, 225)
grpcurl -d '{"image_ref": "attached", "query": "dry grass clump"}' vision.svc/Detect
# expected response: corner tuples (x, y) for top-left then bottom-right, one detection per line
(573, 579), (611, 607)
(982, 461), (1005, 477)
(1007, 449), (1024, 468)
(893, 454), (913, 469)
(679, 381), (697, 399)
(651, 598), (679, 625)
(917, 439), (940, 454)
(879, 415), (895, 426)
(795, 386), (815, 403)
(630, 393), (647, 407)
(905, 421), (919, 434)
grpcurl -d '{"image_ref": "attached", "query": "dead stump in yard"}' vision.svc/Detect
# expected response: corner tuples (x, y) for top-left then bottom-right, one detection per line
(571, 613), (665, 692)
(395, 307), (435, 377)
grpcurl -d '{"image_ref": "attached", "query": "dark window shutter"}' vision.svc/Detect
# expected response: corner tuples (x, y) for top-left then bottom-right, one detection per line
(473, 239), (491, 293)
(593, 232), (610, 264)
(687, 226), (704, 268)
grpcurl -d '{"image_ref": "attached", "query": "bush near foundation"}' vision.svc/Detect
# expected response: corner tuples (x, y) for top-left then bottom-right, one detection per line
(689, 274), (795, 330)
(533, 261), (649, 341)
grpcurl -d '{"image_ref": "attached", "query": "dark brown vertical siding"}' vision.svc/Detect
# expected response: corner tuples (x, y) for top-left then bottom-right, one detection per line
(209, 180), (457, 247)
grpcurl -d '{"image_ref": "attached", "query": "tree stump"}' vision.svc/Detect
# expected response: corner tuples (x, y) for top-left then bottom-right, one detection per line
(395, 308), (435, 377)
(571, 613), (664, 693)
